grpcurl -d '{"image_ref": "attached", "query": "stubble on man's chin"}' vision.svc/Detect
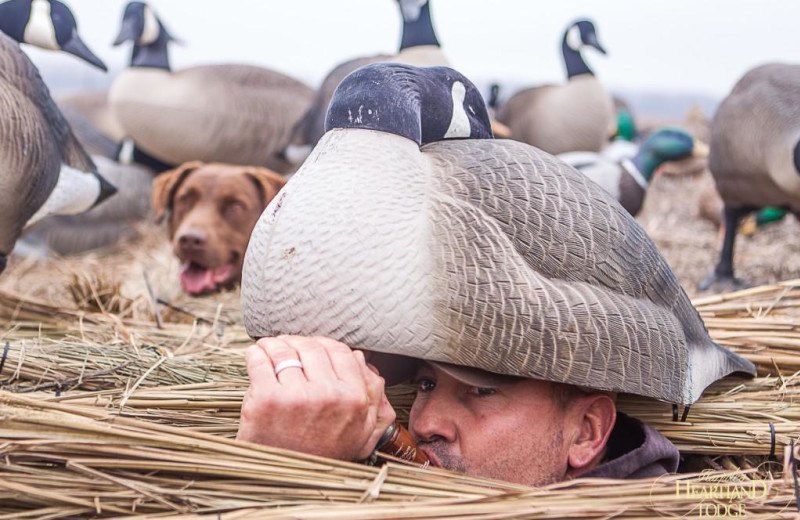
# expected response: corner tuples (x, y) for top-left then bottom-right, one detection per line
(420, 441), (467, 474)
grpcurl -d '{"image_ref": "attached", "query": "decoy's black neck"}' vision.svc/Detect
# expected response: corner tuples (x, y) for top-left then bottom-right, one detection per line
(400, 2), (440, 50)
(0, 2), (27, 43)
(130, 28), (171, 70)
(133, 146), (174, 173)
(561, 35), (593, 79)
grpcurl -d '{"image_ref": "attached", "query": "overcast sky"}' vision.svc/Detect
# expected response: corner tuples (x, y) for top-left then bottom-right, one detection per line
(24, 0), (799, 99)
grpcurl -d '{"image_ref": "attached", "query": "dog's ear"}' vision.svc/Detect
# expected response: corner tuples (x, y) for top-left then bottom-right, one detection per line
(151, 161), (204, 223)
(245, 167), (287, 208)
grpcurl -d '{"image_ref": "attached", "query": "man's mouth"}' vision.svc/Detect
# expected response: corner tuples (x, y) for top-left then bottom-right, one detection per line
(179, 261), (236, 295)
(418, 447), (441, 468)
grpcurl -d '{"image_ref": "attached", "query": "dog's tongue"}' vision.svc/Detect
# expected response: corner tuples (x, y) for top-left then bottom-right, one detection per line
(180, 263), (235, 295)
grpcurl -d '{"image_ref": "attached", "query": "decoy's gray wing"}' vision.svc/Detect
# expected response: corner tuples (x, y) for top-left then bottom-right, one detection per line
(0, 38), (96, 174)
(421, 138), (754, 404)
(0, 35), (69, 249)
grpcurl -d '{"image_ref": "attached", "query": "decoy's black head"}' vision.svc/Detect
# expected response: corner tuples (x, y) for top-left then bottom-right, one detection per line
(0, 0), (107, 70)
(114, 1), (177, 69)
(326, 63), (493, 146)
(397, 0), (428, 23)
(565, 19), (606, 55)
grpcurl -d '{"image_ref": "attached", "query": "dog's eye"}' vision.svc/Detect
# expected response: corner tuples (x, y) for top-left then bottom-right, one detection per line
(224, 200), (247, 217)
(176, 193), (194, 206)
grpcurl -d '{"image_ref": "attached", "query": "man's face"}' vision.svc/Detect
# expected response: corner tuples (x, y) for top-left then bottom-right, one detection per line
(409, 363), (570, 487)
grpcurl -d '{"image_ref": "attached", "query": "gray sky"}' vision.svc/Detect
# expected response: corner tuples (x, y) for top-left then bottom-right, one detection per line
(24, 0), (799, 98)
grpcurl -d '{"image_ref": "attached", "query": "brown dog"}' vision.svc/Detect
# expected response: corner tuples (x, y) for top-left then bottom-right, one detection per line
(152, 161), (286, 295)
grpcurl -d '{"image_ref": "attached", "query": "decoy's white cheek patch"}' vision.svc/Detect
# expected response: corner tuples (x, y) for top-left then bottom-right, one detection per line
(24, 0), (58, 50)
(140, 5), (160, 45)
(444, 81), (471, 139)
(566, 25), (583, 51)
(26, 165), (102, 227)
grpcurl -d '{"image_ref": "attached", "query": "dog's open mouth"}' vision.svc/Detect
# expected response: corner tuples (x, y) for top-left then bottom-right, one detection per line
(180, 261), (236, 295)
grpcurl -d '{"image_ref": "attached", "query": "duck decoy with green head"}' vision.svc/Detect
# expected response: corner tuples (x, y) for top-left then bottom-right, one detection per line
(242, 63), (755, 406)
(0, 3), (115, 273)
(559, 128), (710, 216)
(497, 19), (615, 155)
(109, 1), (314, 174)
(285, 0), (449, 164)
(700, 63), (800, 291)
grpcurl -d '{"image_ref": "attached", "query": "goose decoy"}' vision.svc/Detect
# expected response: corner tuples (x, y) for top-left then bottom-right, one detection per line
(109, 1), (314, 174)
(0, 0), (106, 70)
(700, 64), (800, 291)
(496, 19), (615, 155)
(58, 90), (127, 153)
(559, 128), (709, 216)
(285, 0), (448, 163)
(0, 31), (114, 273)
(241, 63), (755, 405)
(20, 137), (170, 256)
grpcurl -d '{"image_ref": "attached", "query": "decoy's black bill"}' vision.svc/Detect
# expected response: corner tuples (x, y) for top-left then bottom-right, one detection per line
(0, 254), (6, 274)
(586, 34), (607, 55)
(61, 31), (107, 71)
(94, 172), (118, 207)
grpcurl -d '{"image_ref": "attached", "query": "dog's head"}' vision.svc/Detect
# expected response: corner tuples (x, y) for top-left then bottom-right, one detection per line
(152, 161), (285, 295)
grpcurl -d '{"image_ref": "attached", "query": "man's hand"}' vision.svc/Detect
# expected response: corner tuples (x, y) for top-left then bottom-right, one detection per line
(236, 336), (397, 461)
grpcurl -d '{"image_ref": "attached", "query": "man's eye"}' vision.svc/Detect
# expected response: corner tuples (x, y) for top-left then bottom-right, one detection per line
(471, 387), (497, 397)
(416, 378), (436, 392)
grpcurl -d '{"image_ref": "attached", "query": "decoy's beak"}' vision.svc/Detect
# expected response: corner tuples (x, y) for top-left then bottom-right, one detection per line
(0, 254), (6, 274)
(113, 14), (140, 46)
(399, 0), (423, 23)
(586, 33), (607, 55)
(93, 172), (118, 207)
(692, 140), (710, 158)
(61, 31), (107, 71)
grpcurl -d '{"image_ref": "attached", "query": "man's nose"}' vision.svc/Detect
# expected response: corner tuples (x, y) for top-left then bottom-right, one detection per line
(410, 394), (458, 443)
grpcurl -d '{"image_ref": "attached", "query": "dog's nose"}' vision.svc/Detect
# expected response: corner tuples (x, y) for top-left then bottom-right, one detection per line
(178, 229), (207, 250)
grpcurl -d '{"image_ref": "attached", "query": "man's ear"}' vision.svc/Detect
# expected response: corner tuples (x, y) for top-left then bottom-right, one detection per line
(151, 161), (204, 223)
(245, 167), (287, 209)
(564, 394), (617, 477)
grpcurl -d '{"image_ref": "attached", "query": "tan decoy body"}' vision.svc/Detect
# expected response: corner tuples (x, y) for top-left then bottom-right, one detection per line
(497, 20), (614, 155)
(110, 64), (313, 173)
(0, 33), (109, 257)
(499, 76), (614, 154)
(709, 63), (800, 209)
(242, 64), (755, 405)
(58, 90), (126, 144)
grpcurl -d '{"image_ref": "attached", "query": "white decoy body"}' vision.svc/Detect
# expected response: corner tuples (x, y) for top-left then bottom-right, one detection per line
(0, 2), (114, 272)
(559, 128), (709, 216)
(286, 0), (448, 160)
(109, 2), (314, 174)
(242, 63), (755, 405)
(497, 20), (614, 154)
(700, 63), (800, 290)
